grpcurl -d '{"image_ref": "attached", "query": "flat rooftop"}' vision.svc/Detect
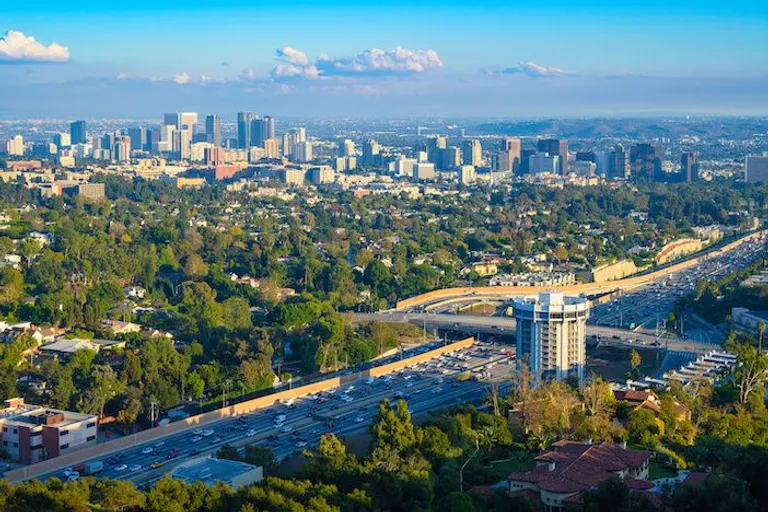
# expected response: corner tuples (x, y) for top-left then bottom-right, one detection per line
(172, 457), (260, 487)
(0, 403), (95, 428)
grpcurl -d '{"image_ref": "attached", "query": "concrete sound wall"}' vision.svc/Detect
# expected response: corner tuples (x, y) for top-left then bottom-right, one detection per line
(5, 336), (475, 483)
(395, 230), (766, 310)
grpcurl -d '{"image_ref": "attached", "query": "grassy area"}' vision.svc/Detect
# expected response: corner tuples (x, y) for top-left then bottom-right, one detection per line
(587, 345), (661, 381)
(649, 460), (679, 480)
(458, 303), (499, 316)
(487, 453), (536, 479)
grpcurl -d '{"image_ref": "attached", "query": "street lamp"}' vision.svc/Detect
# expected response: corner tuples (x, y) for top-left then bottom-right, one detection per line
(459, 439), (480, 491)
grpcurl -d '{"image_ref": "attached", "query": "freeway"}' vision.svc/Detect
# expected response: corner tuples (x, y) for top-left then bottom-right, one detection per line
(42, 340), (515, 487)
(353, 312), (717, 354)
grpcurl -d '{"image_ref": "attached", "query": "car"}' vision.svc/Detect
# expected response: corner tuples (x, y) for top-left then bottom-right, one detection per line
(267, 434), (278, 441)
(62, 469), (76, 478)
(141, 447), (153, 455)
(280, 425), (294, 433)
(115, 464), (128, 472)
(296, 441), (308, 448)
(189, 449), (200, 456)
(67, 472), (80, 482)
(354, 415), (365, 423)
(246, 429), (257, 437)
(191, 436), (203, 442)
(154, 440), (165, 448)
(192, 429), (203, 435)
(129, 464), (142, 472)
(201, 429), (214, 437)
(210, 436), (222, 443)
(150, 461), (164, 469)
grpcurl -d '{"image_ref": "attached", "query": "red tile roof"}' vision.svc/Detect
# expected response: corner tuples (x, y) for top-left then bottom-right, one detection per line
(509, 442), (650, 494)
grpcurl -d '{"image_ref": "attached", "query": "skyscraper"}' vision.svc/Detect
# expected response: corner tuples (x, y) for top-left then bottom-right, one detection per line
(254, 116), (275, 147)
(745, 155), (768, 183)
(340, 139), (356, 157)
(53, 133), (71, 149)
(462, 139), (482, 166)
(362, 139), (381, 166)
(630, 143), (662, 181)
(205, 115), (222, 147)
(127, 127), (147, 151)
(426, 136), (447, 164)
(237, 112), (256, 149)
(164, 113), (180, 128)
(537, 139), (568, 175)
(70, 121), (87, 145)
(502, 137), (521, 173)
(5, 135), (24, 156)
(179, 112), (198, 133)
(608, 144), (630, 180)
(681, 151), (699, 182)
(513, 292), (589, 382)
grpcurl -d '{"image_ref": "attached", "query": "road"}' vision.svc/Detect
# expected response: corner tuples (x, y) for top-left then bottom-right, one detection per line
(353, 312), (717, 354)
(42, 340), (515, 487)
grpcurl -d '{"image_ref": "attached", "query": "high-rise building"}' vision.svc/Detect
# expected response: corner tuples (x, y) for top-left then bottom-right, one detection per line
(458, 165), (476, 185)
(501, 137), (521, 173)
(253, 116), (275, 147)
(441, 146), (461, 170)
(237, 112), (256, 149)
(529, 154), (560, 175)
(414, 162), (436, 181)
(681, 151), (699, 182)
(70, 121), (87, 145)
(520, 149), (537, 174)
(5, 135), (24, 156)
(292, 141), (313, 163)
(205, 115), (222, 147)
(53, 133), (71, 149)
(537, 139), (568, 175)
(426, 136), (447, 164)
(630, 143), (662, 181)
(179, 112), (198, 133)
(362, 139), (381, 166)
(340, 139), (356, 157)
(263, 138), (280, 159)
(127, 128), (147, 151)
(112, 135), (131, 163)
(745, 155), (768, 183)
(462, 139), (482, 167)
(608, 145), (630, 180)
(164, 113), (181, 128)
(513, 292), (589, 382)
(172, 129), (192, 160)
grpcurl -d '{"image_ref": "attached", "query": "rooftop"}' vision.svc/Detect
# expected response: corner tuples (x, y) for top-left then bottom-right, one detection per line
(171, 457), (262, 488)
(0, 398), (96, 428)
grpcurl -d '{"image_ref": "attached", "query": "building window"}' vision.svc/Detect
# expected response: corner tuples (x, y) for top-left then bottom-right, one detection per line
(12, 428), (17, 434)
(86, 422), (96, 429)
(2, 441), (6, 446)
(60, 443), (69, 450)
(12, 442), (17, 448)
(2, 427), (6, 432)
(60, 430), (69, 436)
(86, 435), (96, 442)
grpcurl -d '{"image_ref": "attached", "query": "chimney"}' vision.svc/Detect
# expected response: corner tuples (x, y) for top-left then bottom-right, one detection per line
(548, 460), (556, 472)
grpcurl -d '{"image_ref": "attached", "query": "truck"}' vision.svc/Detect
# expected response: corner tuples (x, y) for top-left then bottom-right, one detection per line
(83, 461), (103, 475)
(457, 371), (472, 382)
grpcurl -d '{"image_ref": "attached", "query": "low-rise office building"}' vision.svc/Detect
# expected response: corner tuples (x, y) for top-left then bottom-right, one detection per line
(0, 398), (98, 464)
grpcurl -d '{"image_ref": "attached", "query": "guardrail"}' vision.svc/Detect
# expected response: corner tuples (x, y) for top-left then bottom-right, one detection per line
(4, 336), (475, 483)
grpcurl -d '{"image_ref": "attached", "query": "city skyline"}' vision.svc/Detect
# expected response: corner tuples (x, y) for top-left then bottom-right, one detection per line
(1, 1), (768, 117)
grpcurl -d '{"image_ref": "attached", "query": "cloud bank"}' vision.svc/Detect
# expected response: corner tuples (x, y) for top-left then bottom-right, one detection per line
(488, 61), (570, 77)
(269, 46), (443, 80)
(0, 30), (70, 63)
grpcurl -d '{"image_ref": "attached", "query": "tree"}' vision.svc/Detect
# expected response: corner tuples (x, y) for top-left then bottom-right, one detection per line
(183, 254), (209, 279)
(18, 238), (40, 268)
(93, 479), (146, 511)
(122, 351), (143, 385)
(371, 399), (417, 452)
(627, 408), (660, 448)
(0, 267), (23, 305)
(436, 492), (475, 512)
(726, 336), (768, 405)
(628, 349), (642, 379)
(554, 244), (569, 264)
(187, 371), (205, 400)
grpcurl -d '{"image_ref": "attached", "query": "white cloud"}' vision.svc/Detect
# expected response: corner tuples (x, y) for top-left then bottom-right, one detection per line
(276, 47), (310, 66)
(491, 61), (570, 77)
(269, 46), (443, 81)
(317, 47), (443, 76)
(0, 30), (70, 63)
(173, 72), (190, 85)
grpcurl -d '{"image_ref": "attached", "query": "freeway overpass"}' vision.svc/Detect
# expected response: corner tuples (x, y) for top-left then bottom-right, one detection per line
(353, 312), (717, 354)
(392, 229), (766, 311)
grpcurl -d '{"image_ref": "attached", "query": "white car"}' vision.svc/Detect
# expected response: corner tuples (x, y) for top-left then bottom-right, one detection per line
(193, 429), (203, 435)
(141, 447), (153, 455)
(129, 464), (142, 472)
(154, 440), (165, 448)
(296, 441), (307, 448)
(354, 415), (365, 423)
(280, 425), (294, 433)
(67, 472), (80, 482)
(115, 464), (128, 472)
(191, 436), (203, 443)
(246, 429), (257, 437)
(201, 429), (214, 437)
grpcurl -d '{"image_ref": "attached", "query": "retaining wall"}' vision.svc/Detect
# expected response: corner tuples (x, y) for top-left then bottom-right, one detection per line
(395, 230), (766, 310)
(5, 336), (475, 483)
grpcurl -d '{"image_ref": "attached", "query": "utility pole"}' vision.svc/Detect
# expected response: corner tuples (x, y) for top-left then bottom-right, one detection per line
(459, 439), (480, 491)
(222, 379), (231, 408)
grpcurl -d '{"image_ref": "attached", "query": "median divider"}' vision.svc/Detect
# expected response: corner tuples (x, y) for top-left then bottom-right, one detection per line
(4, 336), (475, 483)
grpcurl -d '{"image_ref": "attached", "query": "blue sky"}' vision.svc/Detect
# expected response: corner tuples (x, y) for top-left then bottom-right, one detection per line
(1, 0), (767, 117)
